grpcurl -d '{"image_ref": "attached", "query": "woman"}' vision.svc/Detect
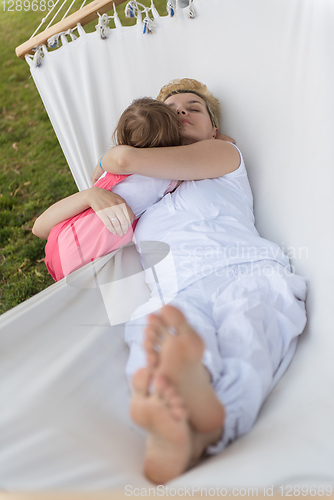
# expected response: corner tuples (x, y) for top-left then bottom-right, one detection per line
(93, 78), (307, 484)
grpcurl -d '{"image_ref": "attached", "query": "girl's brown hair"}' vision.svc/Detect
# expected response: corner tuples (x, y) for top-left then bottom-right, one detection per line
(114, 97), (183, 148)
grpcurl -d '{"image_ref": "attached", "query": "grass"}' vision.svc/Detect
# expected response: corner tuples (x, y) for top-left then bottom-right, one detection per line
(0, 0), (169, 315)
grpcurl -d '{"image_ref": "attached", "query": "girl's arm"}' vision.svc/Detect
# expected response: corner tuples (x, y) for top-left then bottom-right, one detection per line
(32, 188), (135, 240)
(99, 139), (240, 181)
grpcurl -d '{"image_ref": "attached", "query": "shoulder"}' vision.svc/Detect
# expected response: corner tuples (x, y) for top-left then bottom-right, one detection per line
(185, 139), (241, 178)
(209, 139), (241, 176)
(223, 142), (243, 172)
(196, 138), (238, 156)
(216, 143), (249, 182)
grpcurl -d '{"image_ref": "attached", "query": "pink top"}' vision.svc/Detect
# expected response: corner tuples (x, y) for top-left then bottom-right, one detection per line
(44, 173), (178, 281)
(45, 172), (133, 281)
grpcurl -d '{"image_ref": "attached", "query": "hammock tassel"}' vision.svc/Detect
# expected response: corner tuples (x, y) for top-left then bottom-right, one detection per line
(125, 1), (138, 19)
(69, 32), (78, 42)
(47, 28), (78, 50)
(48, 35), (59, 49)
(31, 46), (44, 68)
(188, 0), (196, 18)
(125, 1), (155, 33)
(143, 15), (155, 34)
(96, 13), (110, 39)
(167, 0), (176, 17)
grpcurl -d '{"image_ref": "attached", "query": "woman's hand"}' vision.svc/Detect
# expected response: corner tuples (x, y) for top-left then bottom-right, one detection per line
(216, 133), (235, 144)
(88, 187), (135, 236)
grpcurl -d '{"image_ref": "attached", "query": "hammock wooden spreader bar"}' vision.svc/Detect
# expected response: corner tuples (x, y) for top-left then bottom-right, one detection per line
(15, 0), (126, 59)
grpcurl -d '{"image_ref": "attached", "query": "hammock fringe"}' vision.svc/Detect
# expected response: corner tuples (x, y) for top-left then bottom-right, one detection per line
(188, 0), (196, 18)
(124, 1), (157, 34)
(95, 12), (111, 39)
(166, 0), (176, 17)
(31, 46), (45, 68)
(24, 0), (196, 65)
(48, 27), (78, 48)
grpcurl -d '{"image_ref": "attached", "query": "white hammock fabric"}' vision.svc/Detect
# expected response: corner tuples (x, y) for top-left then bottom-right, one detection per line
(1, 0), (334, 491)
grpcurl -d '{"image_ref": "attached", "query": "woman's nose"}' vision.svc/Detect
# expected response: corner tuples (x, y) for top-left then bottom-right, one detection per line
(176, 107), (187, 115)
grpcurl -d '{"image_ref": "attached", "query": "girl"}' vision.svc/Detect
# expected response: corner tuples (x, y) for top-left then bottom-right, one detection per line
(32, 98), (183, 281)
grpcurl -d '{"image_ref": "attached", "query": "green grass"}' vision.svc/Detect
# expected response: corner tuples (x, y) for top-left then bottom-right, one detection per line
(0, 0), (169, 315)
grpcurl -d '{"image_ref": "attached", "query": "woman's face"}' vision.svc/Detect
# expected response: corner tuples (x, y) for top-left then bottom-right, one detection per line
(164, 93), (217, 144)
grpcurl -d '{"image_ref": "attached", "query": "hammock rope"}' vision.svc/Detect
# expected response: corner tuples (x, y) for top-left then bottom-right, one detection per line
(29, 0), (63, 40)
(47, 0), (73, 32)
(29, 0), (96, 39)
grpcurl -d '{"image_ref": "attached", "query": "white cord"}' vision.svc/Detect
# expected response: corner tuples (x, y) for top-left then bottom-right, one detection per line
(46, 0), (69, 30)
(29, 0), (61, 39)
(62, 0), (77, 21)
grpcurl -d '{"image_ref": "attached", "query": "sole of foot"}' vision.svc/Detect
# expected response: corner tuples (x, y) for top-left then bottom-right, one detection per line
(144, 305), (225, 434)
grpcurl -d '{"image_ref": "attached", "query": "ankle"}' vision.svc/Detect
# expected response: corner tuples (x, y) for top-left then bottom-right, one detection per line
(191, 427), (223, 463)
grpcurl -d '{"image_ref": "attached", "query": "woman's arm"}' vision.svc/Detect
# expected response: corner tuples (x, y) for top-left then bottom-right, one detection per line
(100, 139), (240, 181)
(32, 188), (135, 240)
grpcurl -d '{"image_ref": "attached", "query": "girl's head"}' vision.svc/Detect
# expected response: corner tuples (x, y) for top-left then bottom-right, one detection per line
(114, 98), (183, 148)
(157, 78), (221, 130)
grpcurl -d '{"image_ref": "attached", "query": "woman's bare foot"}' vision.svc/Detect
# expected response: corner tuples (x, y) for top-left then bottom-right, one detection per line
(143, 305), (226, 434)
(131, 367), (223, 484)
(131, 367), (193, 484)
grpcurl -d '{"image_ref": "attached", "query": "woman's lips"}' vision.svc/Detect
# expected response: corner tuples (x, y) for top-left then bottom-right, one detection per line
(181, 118), (191, 124)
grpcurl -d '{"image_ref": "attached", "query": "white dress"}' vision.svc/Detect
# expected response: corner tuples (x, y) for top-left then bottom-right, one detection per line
(124, 145), (307, 452)
(104, 172), (178, 218)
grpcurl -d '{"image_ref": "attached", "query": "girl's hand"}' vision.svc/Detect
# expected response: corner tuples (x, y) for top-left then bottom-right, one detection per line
(88, 187), (135, 236)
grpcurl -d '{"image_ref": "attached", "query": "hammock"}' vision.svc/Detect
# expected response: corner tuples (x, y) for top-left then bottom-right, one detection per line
(1, 0), (334, 494)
